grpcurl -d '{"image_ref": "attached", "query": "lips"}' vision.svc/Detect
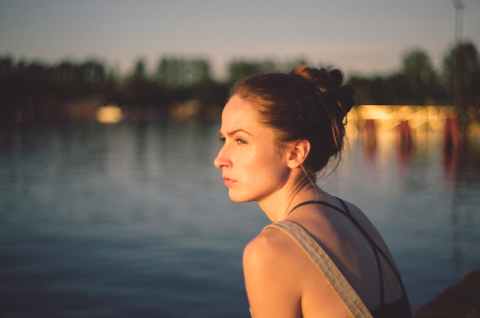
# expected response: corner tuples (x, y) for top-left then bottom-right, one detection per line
(223, 176), (237, 187)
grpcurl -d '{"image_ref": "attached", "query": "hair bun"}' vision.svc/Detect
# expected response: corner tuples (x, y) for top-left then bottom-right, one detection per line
(337, 85), (355, 114)
(289, 65), (355, 115)
(289, 66), (341, 90)
(327, 69), (343, 89)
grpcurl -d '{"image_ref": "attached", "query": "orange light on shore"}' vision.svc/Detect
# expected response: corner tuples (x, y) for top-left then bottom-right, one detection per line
(357, 105), (456, 131)
(96, 105), (123, 124)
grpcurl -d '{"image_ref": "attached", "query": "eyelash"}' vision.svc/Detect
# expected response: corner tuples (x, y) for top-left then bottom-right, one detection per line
(218, 137), (246, 145)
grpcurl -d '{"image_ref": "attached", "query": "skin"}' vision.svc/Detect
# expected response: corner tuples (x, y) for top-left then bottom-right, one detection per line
(214, 94), (309, 218)
(214, 95), (403, 318)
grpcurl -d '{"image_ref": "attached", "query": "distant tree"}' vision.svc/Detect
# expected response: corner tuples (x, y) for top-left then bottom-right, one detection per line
(0, 55), (14, 78)
(346, 76), (374, 105)
(101, 70), (119, 104)
(26, 61), (53, 95)
(193, 78), (228, 108)
(226, 60), (278, 87)
(49, 59), (107, 96)
(77, 60), (107, 93)
(155, 57), (213, 89)
(384, 73), (409, 105)
(121, 59), (160, 106)
(0, 56), (21, 98)
(190, 59), (212, 84)
(442, 41), (480, 115)
(347, 75), (397, 105)
(156, 58), (185, 88)
(370, 76), (390, 105)
(53, 61), (78, 95)
(347, 50), (449, 106)
(401, 50), (440, 105)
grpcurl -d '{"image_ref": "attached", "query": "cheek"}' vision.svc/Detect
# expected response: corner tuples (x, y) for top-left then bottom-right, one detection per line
(236, 148), (260, 180)
(233, 146), (287, 199)
(243, 146), (276, 177)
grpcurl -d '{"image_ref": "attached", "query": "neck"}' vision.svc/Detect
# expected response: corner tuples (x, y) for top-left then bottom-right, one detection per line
(258, 172), (320, 223)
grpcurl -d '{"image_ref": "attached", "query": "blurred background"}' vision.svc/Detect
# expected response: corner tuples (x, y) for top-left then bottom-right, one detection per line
(1, 0), (479, 317)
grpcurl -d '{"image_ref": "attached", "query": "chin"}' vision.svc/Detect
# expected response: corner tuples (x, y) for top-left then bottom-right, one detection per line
(228, 189), (256, 203)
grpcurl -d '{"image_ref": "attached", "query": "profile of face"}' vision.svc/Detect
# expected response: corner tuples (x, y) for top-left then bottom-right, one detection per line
(214, 95), (291, 203)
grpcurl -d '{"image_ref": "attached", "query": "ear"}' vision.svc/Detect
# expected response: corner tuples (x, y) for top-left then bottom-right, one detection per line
(286, 140), (310, 169)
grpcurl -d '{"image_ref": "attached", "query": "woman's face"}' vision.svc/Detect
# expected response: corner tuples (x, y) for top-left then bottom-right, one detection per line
(214, 95), (291, 203)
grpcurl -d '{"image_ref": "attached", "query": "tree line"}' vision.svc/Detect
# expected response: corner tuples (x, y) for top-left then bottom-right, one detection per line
(349, 41), (480, 119)
(0, 41), (479, 122)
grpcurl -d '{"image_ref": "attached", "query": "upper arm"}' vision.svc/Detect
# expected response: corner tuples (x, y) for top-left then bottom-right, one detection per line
(243, 229), (304, 318)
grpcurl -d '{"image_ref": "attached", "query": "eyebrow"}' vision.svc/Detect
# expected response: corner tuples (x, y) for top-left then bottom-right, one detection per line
(218, 129), (252, 137)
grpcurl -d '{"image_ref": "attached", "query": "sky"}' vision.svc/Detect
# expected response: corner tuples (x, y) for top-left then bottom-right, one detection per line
(1, 0), (479, 79)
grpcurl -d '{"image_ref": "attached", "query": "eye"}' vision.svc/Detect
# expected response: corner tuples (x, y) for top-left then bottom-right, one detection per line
(236, 138), (246, 145)
(218, 137), (226, 144)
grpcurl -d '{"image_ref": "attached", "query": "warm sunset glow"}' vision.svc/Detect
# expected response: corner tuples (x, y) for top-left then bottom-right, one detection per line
(96, 105), (123, 124)
(356, 105), (456, 131)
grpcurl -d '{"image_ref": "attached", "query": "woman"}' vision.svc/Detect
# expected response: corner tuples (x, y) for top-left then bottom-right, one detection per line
(214, 66), (412, 318)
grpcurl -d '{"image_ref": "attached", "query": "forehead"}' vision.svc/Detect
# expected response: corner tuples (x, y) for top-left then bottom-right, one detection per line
(220, 95), (262, 133)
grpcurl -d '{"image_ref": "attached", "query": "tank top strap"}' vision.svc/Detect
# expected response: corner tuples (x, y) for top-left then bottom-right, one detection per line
(263, 220), (373, 318)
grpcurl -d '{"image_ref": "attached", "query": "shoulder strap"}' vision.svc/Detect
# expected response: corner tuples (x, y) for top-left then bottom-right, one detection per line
(263, 221), (373, 318)
(336, 198), (410, 307)
(288, 200), (350, 218)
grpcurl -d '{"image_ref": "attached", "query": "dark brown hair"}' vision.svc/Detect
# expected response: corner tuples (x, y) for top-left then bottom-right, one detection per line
(230, 65), (355, 179)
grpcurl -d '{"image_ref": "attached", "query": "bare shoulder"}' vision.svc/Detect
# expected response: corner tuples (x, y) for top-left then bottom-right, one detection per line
(243, 227), (298, 264)
(243, 225), (353, 318)
(243, 227), (306, 281)
(243, 227), (309, 318)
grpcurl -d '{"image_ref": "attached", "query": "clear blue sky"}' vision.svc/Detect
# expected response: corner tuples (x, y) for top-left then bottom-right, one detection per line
(1, 0), (479, 79)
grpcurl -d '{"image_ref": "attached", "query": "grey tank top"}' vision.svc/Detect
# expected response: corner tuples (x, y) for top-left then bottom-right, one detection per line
(261, 220), (373, 318)
(249, 200), (412, 318)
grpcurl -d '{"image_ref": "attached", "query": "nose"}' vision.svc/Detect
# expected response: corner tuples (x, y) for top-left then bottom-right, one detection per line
(214, 146), (230, 169)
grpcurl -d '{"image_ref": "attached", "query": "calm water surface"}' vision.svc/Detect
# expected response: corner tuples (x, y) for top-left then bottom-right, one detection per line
(1, 121), (479, 317)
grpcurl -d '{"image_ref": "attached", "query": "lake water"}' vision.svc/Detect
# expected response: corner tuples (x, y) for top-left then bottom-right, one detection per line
(1, 120), (479, 318)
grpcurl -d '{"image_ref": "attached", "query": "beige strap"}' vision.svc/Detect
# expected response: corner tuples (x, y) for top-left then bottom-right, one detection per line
(263, 221), (373, 318)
